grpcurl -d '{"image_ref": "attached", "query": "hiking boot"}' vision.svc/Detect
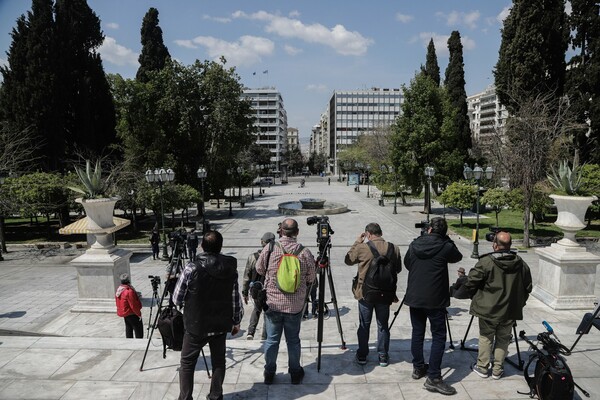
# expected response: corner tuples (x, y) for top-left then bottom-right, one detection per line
(263, 371), (275, 385)
(290, 367), (305, 384)
(472, 363), (489, 378)
(246, 334), (254, 340)
(355, 354), (367, 365)
(378, 354), (389, 367)
(412, 363), (429, 379)
(492, 370), (503, 380)
(424, 377), (457, 396)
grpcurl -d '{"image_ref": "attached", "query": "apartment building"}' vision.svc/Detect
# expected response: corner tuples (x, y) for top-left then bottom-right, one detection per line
(467, 84), (508, 150)
(287, 127), (299, 150)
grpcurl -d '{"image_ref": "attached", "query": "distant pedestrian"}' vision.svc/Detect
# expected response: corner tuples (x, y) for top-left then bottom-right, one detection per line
(242, 232), (276, 340)
(150, 229), (160, 260)
(186, 228), (199, 261)
(115, 273), (143, 339)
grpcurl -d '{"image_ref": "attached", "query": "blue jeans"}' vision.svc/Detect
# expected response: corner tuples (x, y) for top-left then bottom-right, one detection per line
(264, 309), (303, 374)
(357, 300), (390, 358)
(410, 307), (447, 379)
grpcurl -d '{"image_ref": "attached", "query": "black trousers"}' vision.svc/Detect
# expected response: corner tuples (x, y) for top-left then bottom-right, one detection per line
(124, 314), (143, 338)
(179, 332), (226, 400)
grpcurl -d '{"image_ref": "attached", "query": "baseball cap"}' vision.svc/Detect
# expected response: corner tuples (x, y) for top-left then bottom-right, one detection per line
(261, 232), (276, 243)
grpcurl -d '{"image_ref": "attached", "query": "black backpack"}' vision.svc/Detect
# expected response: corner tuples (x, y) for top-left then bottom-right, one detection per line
(157, 306), (185, 358)
(362, 242), (397, 305)
(522, 332), (574, 400)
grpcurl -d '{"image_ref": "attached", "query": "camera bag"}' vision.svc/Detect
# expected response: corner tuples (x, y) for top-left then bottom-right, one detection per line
(362, 242), (397, 305)
(157, 306), (184, 357)
(252, 241), (274, 311)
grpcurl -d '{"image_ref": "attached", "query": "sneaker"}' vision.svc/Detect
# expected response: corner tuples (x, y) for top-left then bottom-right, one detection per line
(412, 363), (429, 380)
(492, 370), (503, 380)
(290, 367), (305, 384)
(472, 363), (489, 378)
(246, 334), (254, 340)
(355, 354), (367, 365)
(263, 370), (275, 385)
(378, 354), (389, 367)
(424, 377), (457, 396)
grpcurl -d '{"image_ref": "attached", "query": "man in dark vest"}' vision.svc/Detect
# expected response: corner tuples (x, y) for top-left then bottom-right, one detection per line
(173, 230), (243, 400)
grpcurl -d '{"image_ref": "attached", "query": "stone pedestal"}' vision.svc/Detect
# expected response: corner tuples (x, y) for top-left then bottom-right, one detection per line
(70, 247), (132, 313)
(533, 243), (600, 310)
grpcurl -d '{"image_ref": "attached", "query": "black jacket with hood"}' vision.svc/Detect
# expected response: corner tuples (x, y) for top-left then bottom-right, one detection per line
(404, 233), (463, 309)
(183, 252), (237, 336)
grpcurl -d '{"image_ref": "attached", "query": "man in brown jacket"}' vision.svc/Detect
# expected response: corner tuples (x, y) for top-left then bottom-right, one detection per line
(345, 222), (402, 367)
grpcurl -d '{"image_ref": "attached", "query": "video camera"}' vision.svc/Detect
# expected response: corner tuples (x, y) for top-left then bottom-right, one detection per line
(307, 215), (334, 253)
(148, 275), (161, 292)
(168, 228), (187, 248)
(414, 220), (430, 236)
(485, 226), (502, 242)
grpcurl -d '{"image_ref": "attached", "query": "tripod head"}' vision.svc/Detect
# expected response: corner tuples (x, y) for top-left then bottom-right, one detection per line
(307, 215), (333, 259)
(148, 275), (161, 296)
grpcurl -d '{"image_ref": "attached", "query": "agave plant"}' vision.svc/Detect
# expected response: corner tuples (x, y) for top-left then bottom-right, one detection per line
(67, 159), (109, 199)
(547, 159), (584, 196)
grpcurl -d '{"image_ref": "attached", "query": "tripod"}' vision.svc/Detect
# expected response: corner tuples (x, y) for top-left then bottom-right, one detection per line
(570, 301), (600, 353)
(312, 236), (347, 372)
(140, 242), (209, 376)
(146, 277), (161, 337)
(460, 315), (524, 370)
(389, 295), (455, 349)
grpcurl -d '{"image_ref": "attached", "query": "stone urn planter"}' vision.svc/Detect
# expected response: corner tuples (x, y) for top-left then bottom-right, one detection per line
(75, 196), (120, 249)
(550, 194), (597, 246)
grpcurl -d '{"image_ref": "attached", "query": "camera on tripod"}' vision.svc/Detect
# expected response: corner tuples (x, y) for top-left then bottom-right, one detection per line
(148, 275), (161, 292)
(414, 220), (430, 235)
(168, 228), (187, 249)
(485, 226), (502, 242)
(307, 216), (334, 252)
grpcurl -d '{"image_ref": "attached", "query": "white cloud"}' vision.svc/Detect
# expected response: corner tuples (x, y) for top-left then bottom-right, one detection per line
(497, 6), (511, 23)
(437, 10), (481, 29)
(306, 83), (328, 93)
(232, 10), (373, 56)
(202, 14), (231, 23)
(105, 22), (119, 30)
(395, 13), (414, 23)
(289, 10), (301, 18)
(175, 35), (274, 66)
(414, 32), (475, 56)
(565, 1), (572, 15)
(99, 36), (138, 67)
(284, 44), (302, 55)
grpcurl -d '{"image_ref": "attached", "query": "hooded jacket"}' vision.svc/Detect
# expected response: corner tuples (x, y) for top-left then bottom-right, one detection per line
(404, 233), (463, 309)
(183, 253), (237, 336)
(115, 284), (142, 318)
(461, 251), (533, 323)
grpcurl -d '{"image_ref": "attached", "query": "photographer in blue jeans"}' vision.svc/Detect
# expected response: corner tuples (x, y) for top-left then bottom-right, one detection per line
(256, 218), (316, 385)
(404, 217), (463, 396)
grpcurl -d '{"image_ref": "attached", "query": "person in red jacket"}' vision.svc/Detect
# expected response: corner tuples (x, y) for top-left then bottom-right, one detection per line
(115, 273), (143, 338)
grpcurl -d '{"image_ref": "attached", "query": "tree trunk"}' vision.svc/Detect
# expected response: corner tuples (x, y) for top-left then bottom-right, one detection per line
(0, 216), (6, 253)
(523, 206), (531, 248)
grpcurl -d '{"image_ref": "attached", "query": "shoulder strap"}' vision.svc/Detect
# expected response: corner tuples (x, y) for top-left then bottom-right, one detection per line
(385, 243), (394, 258)
(367, 241), (380, 258)
(292, 244), (304, 256)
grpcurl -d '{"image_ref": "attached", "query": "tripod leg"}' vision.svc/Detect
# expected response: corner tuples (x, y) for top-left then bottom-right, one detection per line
(460, 315), (475, 350)
(446, 312), (455, 350)
(201, 348), (211, 378)
(388, 296), (405, 330)
(570, 306), (600, 353)
(325, 262), (346, 350)
(316, 267), (326, 372)
(510, 322), (524, 371)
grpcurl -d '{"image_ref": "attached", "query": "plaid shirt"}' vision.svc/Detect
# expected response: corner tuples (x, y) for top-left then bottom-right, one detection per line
(173, 259), (244, 333)
(256, 236), (316, 314)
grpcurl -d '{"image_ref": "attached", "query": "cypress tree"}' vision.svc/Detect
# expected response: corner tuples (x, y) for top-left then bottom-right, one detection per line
(136, 7), (171, 83)
(494, 0), (569, 114)
(566, 0), (600, 163)
(55, 0), (116, 161)
(444, 31), (472, 154)
(422, 38), (440, 86)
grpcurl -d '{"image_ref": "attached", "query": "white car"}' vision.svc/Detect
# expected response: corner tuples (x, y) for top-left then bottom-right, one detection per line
(253, 177), (273, 185)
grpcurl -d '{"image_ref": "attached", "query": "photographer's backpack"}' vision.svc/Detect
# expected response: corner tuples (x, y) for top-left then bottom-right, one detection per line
(157, 306), (184, 358)
(275, 243), (304, 294)
(523, 336), (574, 399)
(362, 242), (397, 305)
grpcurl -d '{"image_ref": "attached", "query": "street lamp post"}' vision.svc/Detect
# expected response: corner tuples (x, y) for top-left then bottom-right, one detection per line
(463, 163), (495, 259)
(366, 164), (371, 198)
(145, 167), (175, 260)
(424, 166), (436, 222)
(388, 166), (398, 214)
(0, 172), (6, 261)
(226, 168), (233, 216)
(355, 162), (362, 192)
(237, 166), (244, 207)
(196, 167), (207, 217)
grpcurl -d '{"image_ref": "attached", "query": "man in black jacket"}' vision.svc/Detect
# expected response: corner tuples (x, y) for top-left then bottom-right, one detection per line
(404, 217), (463, 396)
(173, 230), (244, 400)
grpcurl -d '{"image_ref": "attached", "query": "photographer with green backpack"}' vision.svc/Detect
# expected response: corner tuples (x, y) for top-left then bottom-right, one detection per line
(256, 218), (316, 385)
(344, 222), (402, 368)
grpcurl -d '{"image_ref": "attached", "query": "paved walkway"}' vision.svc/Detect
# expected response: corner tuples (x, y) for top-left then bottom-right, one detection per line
(0, 177), (599, 399)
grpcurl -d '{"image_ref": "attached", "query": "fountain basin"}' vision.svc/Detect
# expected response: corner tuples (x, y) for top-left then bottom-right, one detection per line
(278, 199), (348, 216)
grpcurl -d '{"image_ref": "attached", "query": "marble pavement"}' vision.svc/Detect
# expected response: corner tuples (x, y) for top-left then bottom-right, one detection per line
(1, 177), (599, 399)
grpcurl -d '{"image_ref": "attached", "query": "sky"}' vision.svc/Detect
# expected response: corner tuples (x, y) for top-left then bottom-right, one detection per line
(0, 1), (514, 144)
